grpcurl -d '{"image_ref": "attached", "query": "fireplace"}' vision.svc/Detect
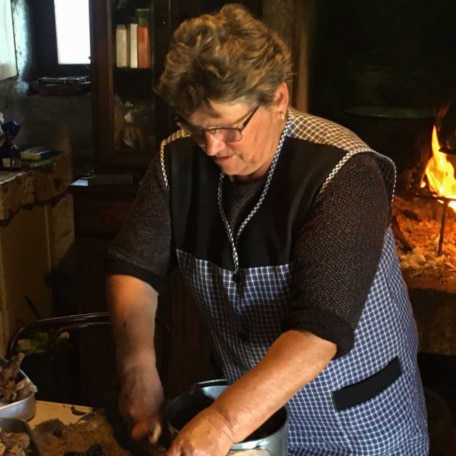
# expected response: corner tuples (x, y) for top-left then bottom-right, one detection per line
(306, 1), (456, 121)
(292, 0), (456, 352)
(282, 2), (456, 441)
(390, 97), (456, 359)
(302, 0), (456, 195)
(263, 1), (456, 448)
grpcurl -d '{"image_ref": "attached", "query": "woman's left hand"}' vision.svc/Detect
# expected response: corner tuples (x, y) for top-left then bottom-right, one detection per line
(166, 405), (235, 456)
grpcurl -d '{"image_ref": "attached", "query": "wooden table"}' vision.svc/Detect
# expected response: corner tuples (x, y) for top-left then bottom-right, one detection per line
(30, 400), (94, 427)
(28, 400), (166, 455)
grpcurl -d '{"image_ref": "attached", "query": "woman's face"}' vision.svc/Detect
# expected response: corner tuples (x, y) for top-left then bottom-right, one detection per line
(186, 84), (289, 182)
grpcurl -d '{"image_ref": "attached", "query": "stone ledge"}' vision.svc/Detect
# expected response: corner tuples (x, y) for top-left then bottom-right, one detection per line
(0, 153), (72, 222)
(410, 288), (456, 356)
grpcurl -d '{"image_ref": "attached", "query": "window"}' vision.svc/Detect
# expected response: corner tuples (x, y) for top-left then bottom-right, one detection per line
(54, 0), (90, 65)
(29, 0), (91, 77)
(0, 0), (17, 80)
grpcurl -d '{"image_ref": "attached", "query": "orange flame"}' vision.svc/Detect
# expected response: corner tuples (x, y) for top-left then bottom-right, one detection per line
(421, 126), (456, 210)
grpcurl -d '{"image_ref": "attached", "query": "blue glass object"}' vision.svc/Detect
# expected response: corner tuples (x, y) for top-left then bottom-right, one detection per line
(0, 121), (22, 170)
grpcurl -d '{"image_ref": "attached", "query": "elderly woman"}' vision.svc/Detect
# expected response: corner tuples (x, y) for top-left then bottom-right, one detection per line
(106, 3), (429, 455)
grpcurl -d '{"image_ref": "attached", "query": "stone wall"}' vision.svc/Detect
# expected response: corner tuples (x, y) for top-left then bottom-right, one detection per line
(2, 0), (313, 325)
(2, 0), (93, 176)
(0, 0), (92, 321)
(262, 0), (316, 111)
(0, 79), (93, 176)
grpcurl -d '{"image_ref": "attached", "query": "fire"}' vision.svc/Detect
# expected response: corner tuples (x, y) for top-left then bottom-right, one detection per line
(421, 125), (456, 210)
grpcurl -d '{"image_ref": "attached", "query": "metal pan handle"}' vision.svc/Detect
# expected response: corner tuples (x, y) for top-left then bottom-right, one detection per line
(190, 378), (227, 391)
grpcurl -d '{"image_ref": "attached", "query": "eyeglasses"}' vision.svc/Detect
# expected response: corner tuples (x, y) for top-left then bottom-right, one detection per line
(175, 105), (260, 143)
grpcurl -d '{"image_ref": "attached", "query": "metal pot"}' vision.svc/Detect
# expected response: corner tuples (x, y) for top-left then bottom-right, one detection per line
(165, 379), (288, 456)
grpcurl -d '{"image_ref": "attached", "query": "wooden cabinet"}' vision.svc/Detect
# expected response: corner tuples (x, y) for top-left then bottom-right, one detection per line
(70, 181), (216, 402)
(0, 205), (54, 355)
(72, 0), (263, 405)
(89, 0), (158, 172)
(70, 182), (137, 407)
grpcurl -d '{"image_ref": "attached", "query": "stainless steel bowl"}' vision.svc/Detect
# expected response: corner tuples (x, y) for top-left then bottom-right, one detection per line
(0, 392), (36, 421)
(166, 379), (288, 456)
(0, 358), (36, 421)
(0, 417), (43, 455)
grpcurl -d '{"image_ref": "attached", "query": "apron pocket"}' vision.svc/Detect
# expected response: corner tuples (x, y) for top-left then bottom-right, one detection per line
(332, 357), (402, 411)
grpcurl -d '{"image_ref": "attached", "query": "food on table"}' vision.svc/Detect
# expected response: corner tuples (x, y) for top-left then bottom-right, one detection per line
(0, 428), (32, 456)
(34, 412), (166, 456)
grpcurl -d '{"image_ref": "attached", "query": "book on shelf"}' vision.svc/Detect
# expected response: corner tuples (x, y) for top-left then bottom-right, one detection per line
(78, 173), (135, 186)
(129, 23), (138, 68)
(137, 8), (151, 69)
(116, 24), (129, 68)
(21, 158), (54, 169)
(37, 75), (89, 85)
(20, 146), (60, 161)
(137, 25), (151, 68)
(115, 14), (150, 69)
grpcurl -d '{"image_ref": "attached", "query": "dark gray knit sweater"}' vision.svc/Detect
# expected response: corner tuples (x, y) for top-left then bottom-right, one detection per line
(107, 151), (390, 356)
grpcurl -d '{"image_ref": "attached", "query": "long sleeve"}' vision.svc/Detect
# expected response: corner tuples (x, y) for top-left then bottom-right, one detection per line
(283, 152), (391, 356)
(106, 154), (174, 293)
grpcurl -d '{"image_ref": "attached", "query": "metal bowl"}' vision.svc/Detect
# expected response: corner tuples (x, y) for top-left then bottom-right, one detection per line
(166, 379), (288, 456)
(0, 392), (36, 421)
(0, 417), (43, 455)
(0, 358), (36, 421)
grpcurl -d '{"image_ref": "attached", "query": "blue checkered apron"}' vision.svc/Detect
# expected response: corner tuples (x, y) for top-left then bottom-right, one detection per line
(164, 109), (429, 454)
(176, 228), (429, 454)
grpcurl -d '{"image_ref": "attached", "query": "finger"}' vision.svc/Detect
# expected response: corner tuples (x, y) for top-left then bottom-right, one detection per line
(148, 422), (163, 444)
(131, 420), (153, 441)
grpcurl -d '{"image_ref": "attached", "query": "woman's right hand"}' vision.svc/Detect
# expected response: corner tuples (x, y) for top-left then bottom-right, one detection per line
(106, 274), (163, 442)
(118, 363), (165, 442)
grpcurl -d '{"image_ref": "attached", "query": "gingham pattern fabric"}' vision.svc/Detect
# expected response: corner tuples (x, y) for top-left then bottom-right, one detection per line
(171, 110), (429, 454)
(285, 108), (397, 203)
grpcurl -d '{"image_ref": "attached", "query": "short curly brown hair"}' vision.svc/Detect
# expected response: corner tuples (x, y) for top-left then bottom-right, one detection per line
(156, 3), (292, 117)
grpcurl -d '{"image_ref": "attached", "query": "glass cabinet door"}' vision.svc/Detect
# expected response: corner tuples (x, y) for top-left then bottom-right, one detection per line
(90, 0), (159, 173)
